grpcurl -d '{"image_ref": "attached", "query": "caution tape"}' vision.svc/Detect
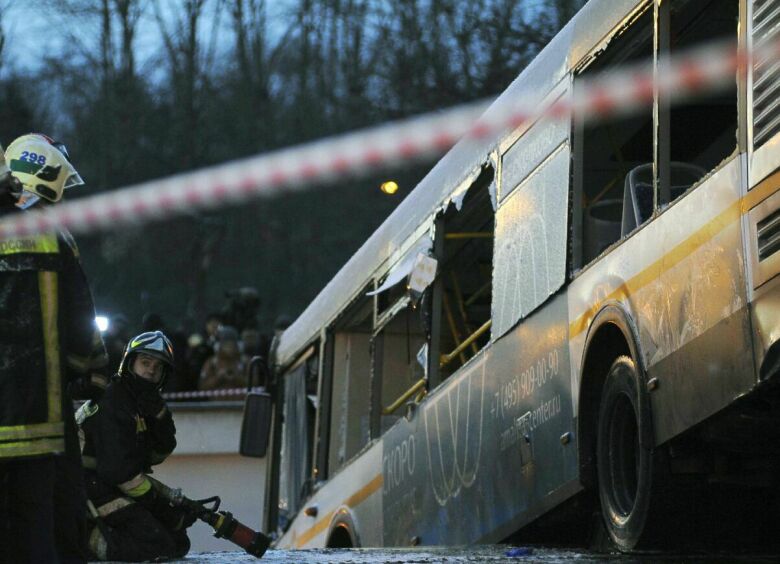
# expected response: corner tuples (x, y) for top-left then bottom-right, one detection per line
(0, 36), (766, 241)
(162, 386), (264, 400)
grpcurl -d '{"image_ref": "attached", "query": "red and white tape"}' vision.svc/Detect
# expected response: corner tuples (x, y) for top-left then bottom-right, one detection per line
(162, 386), (263, 400)
(0, 37), (763, 240)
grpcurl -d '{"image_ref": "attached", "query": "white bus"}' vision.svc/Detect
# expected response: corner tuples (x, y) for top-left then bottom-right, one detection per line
(242, 0), (780, 551)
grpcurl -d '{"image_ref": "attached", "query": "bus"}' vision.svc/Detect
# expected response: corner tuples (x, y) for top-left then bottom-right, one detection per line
(242, 0), (780, 552)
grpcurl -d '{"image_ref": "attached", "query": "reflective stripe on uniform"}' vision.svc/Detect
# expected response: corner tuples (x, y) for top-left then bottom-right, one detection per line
(39, 271), (61, 423)
(0, 233), (58, 256)
(118, 473), (151, 497)
(66, 353), (91, 372)
(90, 373), (108, 389)
(0, 421), (64, 442)
(95, 496), (134, 517)
(0, 436), (65, 458)
(88, 526), (108, 560)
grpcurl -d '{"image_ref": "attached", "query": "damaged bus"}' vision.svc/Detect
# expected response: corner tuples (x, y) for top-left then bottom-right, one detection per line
(241, 0), (780, 552)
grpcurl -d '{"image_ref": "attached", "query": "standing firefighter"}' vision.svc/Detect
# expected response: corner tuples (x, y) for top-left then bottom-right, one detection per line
(79, 331), (196, 561)
(0, 137), (109, 563)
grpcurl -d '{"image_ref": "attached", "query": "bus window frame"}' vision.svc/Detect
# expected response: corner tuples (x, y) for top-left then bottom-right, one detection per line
(571, 0), (744, 277)
(312, 330), (334, 483)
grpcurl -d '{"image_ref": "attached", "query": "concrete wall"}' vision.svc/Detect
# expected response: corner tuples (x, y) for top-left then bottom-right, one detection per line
(153, 402), (268, 553)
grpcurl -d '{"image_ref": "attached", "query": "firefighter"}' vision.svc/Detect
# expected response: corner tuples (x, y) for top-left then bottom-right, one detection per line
(79, 331), (196, 561)
(0, 136), (109, 563)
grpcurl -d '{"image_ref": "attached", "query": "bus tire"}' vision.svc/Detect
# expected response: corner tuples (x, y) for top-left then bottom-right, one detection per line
(596, 355), (654, 551)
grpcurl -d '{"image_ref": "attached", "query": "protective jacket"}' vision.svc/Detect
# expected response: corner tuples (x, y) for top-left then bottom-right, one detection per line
(81, 373), (176, 502)
(0, 216), (108, 459)
(79, 373), (187, 561)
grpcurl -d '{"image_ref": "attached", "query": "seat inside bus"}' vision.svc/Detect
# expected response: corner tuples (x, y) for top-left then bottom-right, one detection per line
(577, 0), (737, 267)
(620, 161), (707, 237)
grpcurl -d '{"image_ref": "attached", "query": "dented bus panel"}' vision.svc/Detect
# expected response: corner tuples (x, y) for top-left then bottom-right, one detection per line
(264, 0), (780, 553)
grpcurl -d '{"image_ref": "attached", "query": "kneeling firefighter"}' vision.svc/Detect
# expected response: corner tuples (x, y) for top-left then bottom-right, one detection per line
(78, 331), (196, 561)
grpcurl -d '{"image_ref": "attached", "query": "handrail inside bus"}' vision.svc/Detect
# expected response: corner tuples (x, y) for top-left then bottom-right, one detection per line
(444, 232), (492, 239)
(450, 272), (479, 356)
(382, 377), (427, 415)
(440, 319), (492, 368)
(442, 293), (468, 365)
(464, 280), (491, 307)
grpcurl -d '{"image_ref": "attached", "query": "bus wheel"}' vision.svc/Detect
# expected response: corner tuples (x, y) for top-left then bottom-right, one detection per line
(596, 355), (654, 551)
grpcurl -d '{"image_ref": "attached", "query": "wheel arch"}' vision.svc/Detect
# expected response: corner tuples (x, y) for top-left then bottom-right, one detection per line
(326, 506), (360, 548)
(577, 303), (644, 490)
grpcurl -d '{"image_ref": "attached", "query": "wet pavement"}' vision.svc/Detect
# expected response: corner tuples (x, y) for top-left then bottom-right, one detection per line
(112, 546), (780, 563)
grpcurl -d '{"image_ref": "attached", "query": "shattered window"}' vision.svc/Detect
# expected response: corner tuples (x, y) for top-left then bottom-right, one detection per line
(660, 0), (738, 208)
(327, 297), (372, 475)
(574, 8), (654, 266)
(492, 148), (569, 337)
(432, 167), (495, 384)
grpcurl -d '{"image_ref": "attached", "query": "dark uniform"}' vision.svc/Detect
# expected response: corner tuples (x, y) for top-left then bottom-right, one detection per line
(79, 333), (192, 562)
(0, 220), (109, 563)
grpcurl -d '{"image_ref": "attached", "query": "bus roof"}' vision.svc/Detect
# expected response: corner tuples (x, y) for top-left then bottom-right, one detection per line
(275, 0), (643, 369)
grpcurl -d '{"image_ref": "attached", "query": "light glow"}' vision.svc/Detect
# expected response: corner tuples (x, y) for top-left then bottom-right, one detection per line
(95, 315), (109, 333)
(380, 181), (399, 195)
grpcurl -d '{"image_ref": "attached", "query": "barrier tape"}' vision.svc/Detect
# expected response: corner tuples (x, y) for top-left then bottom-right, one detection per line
(162, 386), (262, 400)
(0, 36), (766, 241)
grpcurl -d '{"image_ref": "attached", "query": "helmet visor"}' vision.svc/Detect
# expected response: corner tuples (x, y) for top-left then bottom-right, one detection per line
(16, 192), (41, 210)
(63, 170), (84, 190)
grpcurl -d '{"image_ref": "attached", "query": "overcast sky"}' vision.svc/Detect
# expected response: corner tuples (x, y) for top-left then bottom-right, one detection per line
(1, 1), (296, 78)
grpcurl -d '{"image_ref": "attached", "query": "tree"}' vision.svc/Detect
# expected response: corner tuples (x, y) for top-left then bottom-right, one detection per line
(24, 0), (587, 332)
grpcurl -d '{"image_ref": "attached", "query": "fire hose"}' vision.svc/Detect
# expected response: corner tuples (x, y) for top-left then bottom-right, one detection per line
(148, 476), (271, 558)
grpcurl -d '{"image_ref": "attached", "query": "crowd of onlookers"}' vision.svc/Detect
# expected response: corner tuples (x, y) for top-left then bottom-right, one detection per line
(102, 289), (290, 400)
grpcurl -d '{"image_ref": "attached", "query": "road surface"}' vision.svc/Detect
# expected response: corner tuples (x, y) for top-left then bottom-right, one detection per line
(104, 546), (778, 563)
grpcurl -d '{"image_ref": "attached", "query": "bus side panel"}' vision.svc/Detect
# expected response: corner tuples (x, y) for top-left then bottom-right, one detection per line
(382, 294), (579, 546)
(276, 440), (384, 549)
(650, 158), (755, 444)
(569, 158), (755, 446)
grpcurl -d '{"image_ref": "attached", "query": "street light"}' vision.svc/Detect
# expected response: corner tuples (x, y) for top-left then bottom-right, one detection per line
(95, 315), (109, 333)
(380, 180), (399, 195)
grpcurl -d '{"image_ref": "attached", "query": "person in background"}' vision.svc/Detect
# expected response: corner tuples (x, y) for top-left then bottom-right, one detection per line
(266, 314), (292, 371)
(78, 331), (195, 561)
(185, 311), (222, 391)
(198, 325), (248, 400)
(0, 135), (110, 563)
(240, 326), (263, 359)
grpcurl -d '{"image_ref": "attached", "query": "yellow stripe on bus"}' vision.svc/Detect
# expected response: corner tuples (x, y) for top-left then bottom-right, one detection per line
(569, 172), (780, 339)
(294, 473), (384, 548)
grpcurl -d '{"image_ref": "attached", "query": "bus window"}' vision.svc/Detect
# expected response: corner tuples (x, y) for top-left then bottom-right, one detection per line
(370, 300), (428, 436)
(494, 141), (569, 338)
(278, 348), (318, 527)
(430, 167), (495, 386)
(327, 296), (372, 475)
(574, 8), (654, 266)
(658, 0), (738, 208)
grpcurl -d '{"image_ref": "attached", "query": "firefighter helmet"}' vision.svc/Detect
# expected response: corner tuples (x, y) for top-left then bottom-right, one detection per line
(0, 143), (7, 176)
(4, 133), (84, 209)
(119, 331), (175, 387)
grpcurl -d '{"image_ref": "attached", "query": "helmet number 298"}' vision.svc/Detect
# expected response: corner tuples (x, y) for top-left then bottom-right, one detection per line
(19, 151), (46, 165)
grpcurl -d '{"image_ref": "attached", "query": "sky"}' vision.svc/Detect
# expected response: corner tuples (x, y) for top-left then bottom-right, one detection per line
(0, 1), (294, 78)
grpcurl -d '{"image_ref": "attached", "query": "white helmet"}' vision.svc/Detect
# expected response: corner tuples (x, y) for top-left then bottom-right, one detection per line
(0, 143), (8, 177)
(4, 133), (84, 209)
